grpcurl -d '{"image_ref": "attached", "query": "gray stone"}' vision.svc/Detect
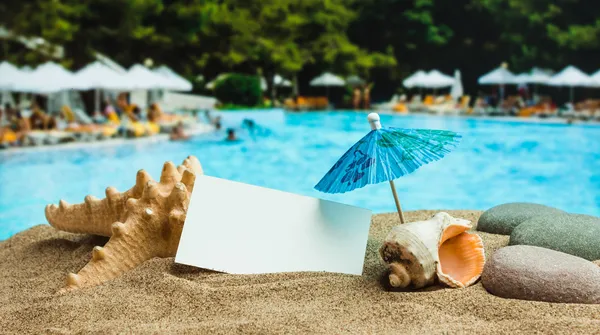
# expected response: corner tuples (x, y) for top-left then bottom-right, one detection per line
(477, 202), (565, 235)
(509, 213), (600, 261)
(482, 245), (600, 304)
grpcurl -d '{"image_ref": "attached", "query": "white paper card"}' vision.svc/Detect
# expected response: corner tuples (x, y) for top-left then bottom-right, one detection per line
(175, 175), (372, 275)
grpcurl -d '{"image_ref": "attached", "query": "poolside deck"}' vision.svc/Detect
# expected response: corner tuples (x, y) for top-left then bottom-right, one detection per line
(0, 123), (215, 155)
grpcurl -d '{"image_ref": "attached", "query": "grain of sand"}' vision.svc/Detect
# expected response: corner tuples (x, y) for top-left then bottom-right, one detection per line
(1, 210), (599, 334)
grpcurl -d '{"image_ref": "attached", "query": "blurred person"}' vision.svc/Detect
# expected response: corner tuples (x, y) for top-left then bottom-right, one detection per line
(353, 87), (361, 110)
(225, 128), (237, 141)
(29, 102), (50, 130)
(10, 110), (31, 145)
(242, 118), (255, 130)
(116, 93), (129, 116)
(213, 115), (222, 130)
(103, 98), (120, 125)
(363, 85), (371, 109)
(169, 121), (190, 141)
(148, 103), (163, 122)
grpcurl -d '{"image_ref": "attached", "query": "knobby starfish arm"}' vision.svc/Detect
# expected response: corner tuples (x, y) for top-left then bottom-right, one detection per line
(45, 169), (151, 237)
(44, 156), (203, 292)
(60, 174), (194, 292)
(45, 156), (202, 237)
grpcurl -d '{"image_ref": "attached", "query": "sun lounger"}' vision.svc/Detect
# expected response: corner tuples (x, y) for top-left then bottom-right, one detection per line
(407, 95), (423, 112)
(457, 96), (472, 115)
(24, 131), (47, 146)
(73, 108), (94, 125)
(66, 124), (119, 141)
(23, 130), (76, 146)
(373, 94), (400, 110)
(284, 96), (329, 111)
(44, 131), (77, 145)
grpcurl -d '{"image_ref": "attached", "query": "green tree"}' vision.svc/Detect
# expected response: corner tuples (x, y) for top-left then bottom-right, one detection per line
(470, 0), (600, 71)
(199, 0), (396, 99)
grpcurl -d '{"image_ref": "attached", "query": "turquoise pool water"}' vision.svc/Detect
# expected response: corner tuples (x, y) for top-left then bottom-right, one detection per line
(1, 111), (599, 240)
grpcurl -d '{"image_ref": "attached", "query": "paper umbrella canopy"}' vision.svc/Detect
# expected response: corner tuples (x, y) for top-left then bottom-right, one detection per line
(314, 113), (461, 223)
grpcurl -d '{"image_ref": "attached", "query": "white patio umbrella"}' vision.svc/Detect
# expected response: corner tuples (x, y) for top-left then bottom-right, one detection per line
(346, 75), (366, 86)
(127, 64), (173, 107)
(310, 72), (345, 86)
(75, 61), (136, 113)
(0, 61), (22, 91)
(153, 65), (193, 91)
(513, 73), (531, 85)
(403, 70), (427, 88)
(11, 61), (87, 94)
(7, 62), (88, 113)
(478, 67), (517, 85)
(546, 65), (595, 103)
(478, 67), (518, 101)
(450, 70), (464, 100)
(528, 68), (552, 84)
(310, 72), (345, 98)
(0, 62), (19, 107)
(590, 69), (600, 87)
(75, 61), (135, 91)
(127, 64), (170, 90)
(421, 70), (455, 89)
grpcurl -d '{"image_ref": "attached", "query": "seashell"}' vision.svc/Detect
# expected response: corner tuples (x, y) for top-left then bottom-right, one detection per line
(379, 212), (485, 289)
(45, 156), (203, 292)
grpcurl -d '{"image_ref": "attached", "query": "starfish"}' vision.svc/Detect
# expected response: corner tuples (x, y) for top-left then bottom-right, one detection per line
(45, 156), (203, 292)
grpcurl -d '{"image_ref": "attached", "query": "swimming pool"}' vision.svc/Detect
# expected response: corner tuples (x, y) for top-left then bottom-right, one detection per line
(1, 111), (599, 240)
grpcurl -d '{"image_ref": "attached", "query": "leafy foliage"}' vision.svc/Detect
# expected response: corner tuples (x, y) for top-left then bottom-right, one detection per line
(214, 73), (263, 107)
(1, 0), (599, 102)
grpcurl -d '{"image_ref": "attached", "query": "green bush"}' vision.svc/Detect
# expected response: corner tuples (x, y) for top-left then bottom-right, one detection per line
(216, 103), (273, 110)
(214, 73), (262, 107)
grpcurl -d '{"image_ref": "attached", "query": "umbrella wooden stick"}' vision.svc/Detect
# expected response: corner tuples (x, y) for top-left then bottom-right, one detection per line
(389, 180), (405, 224)
(368, 113), (406, 224)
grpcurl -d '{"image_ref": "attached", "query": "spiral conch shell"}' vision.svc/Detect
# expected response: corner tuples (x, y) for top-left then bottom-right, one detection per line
(379, 212), (485, 289)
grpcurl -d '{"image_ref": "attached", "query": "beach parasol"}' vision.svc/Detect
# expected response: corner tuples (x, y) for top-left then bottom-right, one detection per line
(478, 67), (517, 85)
(478, 67), (517, 101)
(75, 61), (136, 112)
(545, 65), (594, 103)
(513, 73), (531, 85)
(127, 64), (170, 90)
(590, 69), (600, 86)
(314, 112), (461, 224)
(154, 65), (193, 92)
(10, 61), (87, 94)
(421, 70), (455, 89)
(310, 72), (345, 99)
(0, 61), (22, 91)
(346, 75), (366, 87)
(528, 68), (552, 84)
(402, 70), (427, 88)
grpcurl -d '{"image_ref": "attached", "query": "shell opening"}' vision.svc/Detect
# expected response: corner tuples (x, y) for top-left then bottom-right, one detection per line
(437, 232), (485, 288)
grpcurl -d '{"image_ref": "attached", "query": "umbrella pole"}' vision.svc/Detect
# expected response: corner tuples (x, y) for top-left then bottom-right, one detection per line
(570, 86), (574, 104)
(95, 88), (100, 113)
(388, 180), (405, 224)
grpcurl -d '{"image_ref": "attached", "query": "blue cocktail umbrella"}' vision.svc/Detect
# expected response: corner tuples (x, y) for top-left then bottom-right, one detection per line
(314, 113), (461, 224)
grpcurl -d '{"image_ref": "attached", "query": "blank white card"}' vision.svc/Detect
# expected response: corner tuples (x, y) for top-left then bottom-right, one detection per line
(175, 175), (373, 275)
